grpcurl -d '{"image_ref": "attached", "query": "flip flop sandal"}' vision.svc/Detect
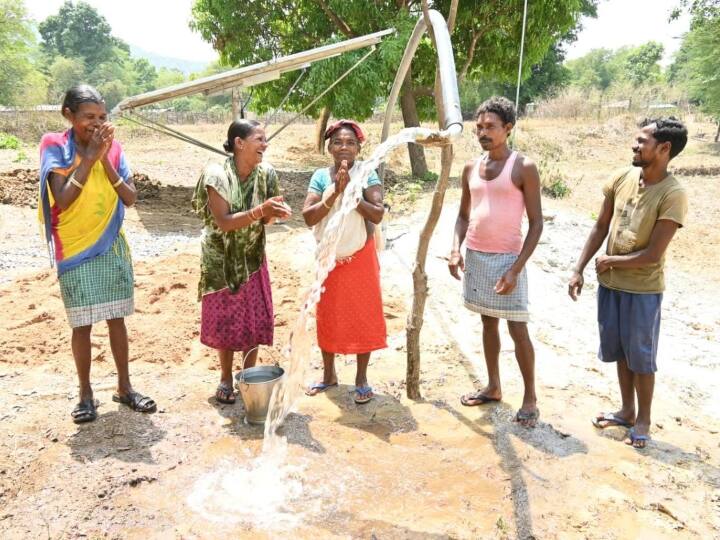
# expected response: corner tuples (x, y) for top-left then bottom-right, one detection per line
(214, 383), (236, 404)
(113, 390), (157, 412)
(71, 398), (98, 424)
(514, 408), (540, 428)
(354, 385), (374, 404)
(460, 391), (500, 407)
(592, 412), (634, 429)
(305, 382), (338, 396)
(626, 427), (651, 449)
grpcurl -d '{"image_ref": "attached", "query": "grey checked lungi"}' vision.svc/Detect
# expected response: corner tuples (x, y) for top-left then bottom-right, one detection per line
(463, 248), (529, 322)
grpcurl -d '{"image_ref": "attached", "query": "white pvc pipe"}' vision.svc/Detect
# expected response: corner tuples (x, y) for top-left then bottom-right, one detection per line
(380, 9), (463, 148)
(515, 0), (529, 112)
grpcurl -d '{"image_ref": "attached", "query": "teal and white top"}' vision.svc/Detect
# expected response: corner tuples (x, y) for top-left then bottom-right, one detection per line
(307, 161), (381, 259)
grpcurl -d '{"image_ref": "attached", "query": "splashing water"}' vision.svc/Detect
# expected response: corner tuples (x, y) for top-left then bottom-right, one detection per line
(187, 127), (452, 529)
(186, 441), (322, 529)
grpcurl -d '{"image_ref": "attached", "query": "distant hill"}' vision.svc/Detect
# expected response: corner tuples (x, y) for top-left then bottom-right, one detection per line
(129, 44), (213, 75)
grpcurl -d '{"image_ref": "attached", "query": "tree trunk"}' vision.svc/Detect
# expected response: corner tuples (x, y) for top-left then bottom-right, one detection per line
(400, 71), (429, 178)
(715, 121), (720, 143)
(231, 88), (240, 119)
(315, 106), (331, 154)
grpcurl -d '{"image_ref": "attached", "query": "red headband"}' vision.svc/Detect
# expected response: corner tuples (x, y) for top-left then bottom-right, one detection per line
(324, 119), (365, 144)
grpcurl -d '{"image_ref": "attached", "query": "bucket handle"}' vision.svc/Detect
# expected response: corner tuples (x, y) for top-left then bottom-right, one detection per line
(237, 346), (283, 382)
(238, 346), (259, 383)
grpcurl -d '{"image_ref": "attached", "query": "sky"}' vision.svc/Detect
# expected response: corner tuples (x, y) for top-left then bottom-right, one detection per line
(24, 0), (690, 67)
(564, 0), (691, 65)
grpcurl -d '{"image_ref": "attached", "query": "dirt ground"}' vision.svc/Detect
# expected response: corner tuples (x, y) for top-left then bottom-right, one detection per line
(0, 118), (718, 539)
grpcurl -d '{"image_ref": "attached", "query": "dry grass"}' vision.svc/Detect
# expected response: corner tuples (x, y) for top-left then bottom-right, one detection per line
(513, 116), (720, 281)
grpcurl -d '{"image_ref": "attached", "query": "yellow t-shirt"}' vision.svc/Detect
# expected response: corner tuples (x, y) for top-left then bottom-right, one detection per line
(599, 167), (687, 293)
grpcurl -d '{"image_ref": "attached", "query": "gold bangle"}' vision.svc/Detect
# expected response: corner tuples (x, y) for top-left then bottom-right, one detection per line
(322, 198), (332, 209)
(69, 177), (84, 190)
(249, 207), (259, 221)
(112, 178), (123, 188)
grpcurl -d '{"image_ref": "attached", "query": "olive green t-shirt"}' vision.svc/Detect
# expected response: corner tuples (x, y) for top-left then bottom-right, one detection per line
(599, 167), (687, 293)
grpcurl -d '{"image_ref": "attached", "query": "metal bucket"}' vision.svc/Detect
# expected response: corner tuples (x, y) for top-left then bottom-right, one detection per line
(234, 349), (284, 425)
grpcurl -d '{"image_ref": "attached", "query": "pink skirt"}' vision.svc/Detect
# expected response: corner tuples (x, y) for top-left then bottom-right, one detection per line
(200, 259), (274, 351)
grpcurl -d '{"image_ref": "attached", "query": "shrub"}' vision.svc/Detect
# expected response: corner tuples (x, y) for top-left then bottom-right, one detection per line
(543, 178), (571, 198)
(538, 159), (571, 198)
(419, 171), (438, 183)
(0, 133), (20, 150)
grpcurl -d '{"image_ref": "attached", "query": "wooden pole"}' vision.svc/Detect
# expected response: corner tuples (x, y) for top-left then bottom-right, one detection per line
(405, 0), (458, 399)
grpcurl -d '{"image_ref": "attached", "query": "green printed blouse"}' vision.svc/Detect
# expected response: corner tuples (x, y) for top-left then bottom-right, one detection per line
(192, 158), (279, 298)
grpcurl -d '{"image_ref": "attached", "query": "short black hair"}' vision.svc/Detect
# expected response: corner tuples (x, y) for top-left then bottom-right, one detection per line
(61, 84), (105, 115)
(475, 96), (516, 126)
(640, 116), (688, 159)
(223, 118), (261, 152)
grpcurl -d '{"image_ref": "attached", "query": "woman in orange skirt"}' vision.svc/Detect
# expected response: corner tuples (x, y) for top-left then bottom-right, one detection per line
(302, 120), (387, 404)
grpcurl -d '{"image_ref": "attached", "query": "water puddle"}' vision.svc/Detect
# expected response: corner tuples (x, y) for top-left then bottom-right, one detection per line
(187, 444), (322, 530)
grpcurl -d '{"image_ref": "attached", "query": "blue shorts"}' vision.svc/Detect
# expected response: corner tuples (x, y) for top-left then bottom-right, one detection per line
(597, 285), (662, 374)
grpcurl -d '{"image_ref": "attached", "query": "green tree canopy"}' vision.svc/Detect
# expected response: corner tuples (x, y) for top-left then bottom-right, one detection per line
(460, 44), (572, 117)
(566, 48), (616, 92)
(47, 56), (86, 103)
(191, 0), (411, 121)
(132, 58), (158, 93)
(674, 1), (720, 137)
(190, 0), (596, 170)
(38, 2), (166, 108)
(191, 0), (596, 118)
(566, 41), (665, 93)
(617, 42), (664, 87)
(155, 67), (185, 88)
(0, 0), (42, 105)
(38, 1), (126, 73)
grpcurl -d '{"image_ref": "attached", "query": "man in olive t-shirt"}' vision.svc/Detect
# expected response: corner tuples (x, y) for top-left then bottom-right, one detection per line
(568, 117), (689, 449)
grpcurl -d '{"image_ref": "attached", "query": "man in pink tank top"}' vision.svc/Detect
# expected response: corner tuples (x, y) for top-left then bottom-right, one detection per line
(448, 97), (544, 427)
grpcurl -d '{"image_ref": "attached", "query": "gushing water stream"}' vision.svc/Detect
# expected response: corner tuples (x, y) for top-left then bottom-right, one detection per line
(262, 126), (446, 449)
(187, 127), (451, 528)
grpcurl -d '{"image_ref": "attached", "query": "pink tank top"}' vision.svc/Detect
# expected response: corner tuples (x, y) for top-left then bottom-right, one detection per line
(465, 151), (525, 254)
